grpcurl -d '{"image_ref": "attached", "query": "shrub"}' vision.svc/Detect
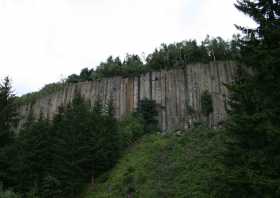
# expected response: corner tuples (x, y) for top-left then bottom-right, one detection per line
(0, 184), (19, 198)
(137, 98), (159, 133)
(201, 90), (213, 117)
(119, 113), (145, 148)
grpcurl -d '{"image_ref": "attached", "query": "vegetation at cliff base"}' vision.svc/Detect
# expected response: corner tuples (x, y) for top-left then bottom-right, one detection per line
(85, 127), (226, 198)
(0, 76), (159, 198)
(1, 92), (122, 198)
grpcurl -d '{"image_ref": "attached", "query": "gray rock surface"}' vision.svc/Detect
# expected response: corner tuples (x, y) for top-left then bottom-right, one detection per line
(18, 61), (236, 132)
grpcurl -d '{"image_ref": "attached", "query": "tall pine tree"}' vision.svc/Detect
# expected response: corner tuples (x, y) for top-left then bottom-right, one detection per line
(0, 77), (17, 147)
(51, 93), (92, 197)
(224, 0), (280, 197)
(0, 77), (18, 190)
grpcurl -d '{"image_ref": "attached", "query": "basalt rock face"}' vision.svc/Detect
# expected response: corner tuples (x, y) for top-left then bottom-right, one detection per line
(18, 61), (236, 132)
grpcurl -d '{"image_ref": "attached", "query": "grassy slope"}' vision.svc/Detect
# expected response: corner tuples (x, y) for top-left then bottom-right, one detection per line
(84, 128), (226, 198)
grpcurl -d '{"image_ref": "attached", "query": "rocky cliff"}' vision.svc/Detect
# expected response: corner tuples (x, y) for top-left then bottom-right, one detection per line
(18, 61), (236, 132)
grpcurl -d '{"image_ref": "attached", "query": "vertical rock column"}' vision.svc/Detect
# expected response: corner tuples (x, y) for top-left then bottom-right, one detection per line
(17, 62), (236, 132)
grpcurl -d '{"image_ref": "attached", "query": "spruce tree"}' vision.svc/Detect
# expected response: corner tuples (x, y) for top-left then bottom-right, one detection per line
(15, 115), (52, 195)
(93, 99), (120, 174)
(0, 77), (18, 190)
(51, 93), (94, 197)
(224, 0), (280, 197)
(0, 77), (17, 147)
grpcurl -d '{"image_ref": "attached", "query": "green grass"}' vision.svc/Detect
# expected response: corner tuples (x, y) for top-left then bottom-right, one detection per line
(84, 127), (226, 198)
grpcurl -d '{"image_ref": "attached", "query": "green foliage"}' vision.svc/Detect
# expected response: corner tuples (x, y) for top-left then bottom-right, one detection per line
(221, 0), (280, 197)
(0, 145), (17, 192)
(66, 54), (146, 83)
(202, 35), (239, 61)
(122, 54), (146, 76)
(0, 185), (19, 198)
(146, 40), (209, 69)
(0, 77), (18, 192)
(48, 95), (120, 197)
(26, 188), (39, 198)
(67, 68), (95, 83)
(64, 36), (239, 84)
(0, 77), (18, 147)
(16, 35), (239, 106)
(146, 36), (240, 70)
(117, 98), (158, 151)
(200, 90), (213, 117)
(86, 128), (226, 198)
(13, 116), (52, 195)
(136, 98), (159, 133)
(119, 113), (145, 148)
(1, 93), (121, 198)
(66, 74), (81, 83)
(2, 95), (158, 197)
(95, 55), (146, 78)
(40, 175), (62, 198)
(91, 99), (121, 175)
(16, 82), (65, 105)
(95, 56), (124, 78)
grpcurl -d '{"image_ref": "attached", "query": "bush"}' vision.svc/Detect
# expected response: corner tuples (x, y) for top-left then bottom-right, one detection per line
(0, 184), (19, 198)
(137, 98), (159, 133)
(119, 113), (145, 148)
(87, 128), (227, 197)
(201, 90), (213, 117)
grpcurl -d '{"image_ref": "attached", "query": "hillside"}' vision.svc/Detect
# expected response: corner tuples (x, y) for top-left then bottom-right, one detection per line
(84, 127), (226, 198)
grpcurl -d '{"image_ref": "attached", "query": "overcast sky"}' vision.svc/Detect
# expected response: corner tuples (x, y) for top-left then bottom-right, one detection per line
(0, 0), (255, 96)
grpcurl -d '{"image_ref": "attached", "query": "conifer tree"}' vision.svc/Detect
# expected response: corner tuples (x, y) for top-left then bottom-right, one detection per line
(14, 114), (52, 195)
(51, 93), (92, 197)
(224, 0), (280, 197)
(94, 99), (120, 174)
(0, 77), (18, 190)
(0, 77), (17, 147)
(84, 99), (119, 178)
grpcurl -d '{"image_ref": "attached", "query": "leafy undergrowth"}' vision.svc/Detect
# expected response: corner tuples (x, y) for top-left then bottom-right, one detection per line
(84, 127), (226, 198)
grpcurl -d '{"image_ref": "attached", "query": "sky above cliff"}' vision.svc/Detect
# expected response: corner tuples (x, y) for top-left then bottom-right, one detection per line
(0, 0), (255, 96)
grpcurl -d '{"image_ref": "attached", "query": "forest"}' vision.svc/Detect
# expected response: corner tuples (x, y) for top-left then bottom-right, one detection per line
(1, 0), (280, 197)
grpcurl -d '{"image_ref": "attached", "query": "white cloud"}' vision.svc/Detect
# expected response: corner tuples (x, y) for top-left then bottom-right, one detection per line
(0, 0), (255, 96)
